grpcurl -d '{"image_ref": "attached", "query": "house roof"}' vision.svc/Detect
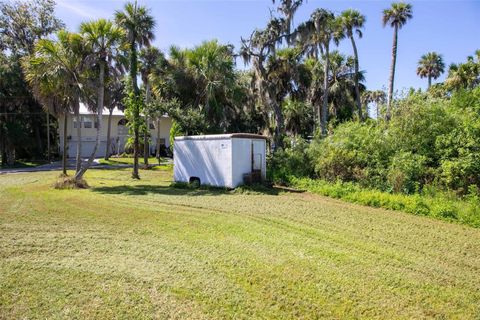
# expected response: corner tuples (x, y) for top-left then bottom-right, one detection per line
(79, 103), (125, 116)
(175, 133), (268, 141)
(78, 102), (169, 118)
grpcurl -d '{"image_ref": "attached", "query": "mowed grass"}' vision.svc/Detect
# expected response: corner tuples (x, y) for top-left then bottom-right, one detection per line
(1, 168), (480, 319)
(97, 157), (168, 166)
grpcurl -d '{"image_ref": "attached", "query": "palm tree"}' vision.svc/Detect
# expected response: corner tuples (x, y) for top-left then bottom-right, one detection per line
(76, 19), (124, 180)
(310, 9), (337, 135)
(417, 52), (445, 89)
(23, 60), (70, 175)
(383, 2), (413, 120)
(339, 9), (365, 120)
(115, 1), (155, 179)
(327, 51), (366, 121)
(23, 30), (86, 175)
(104, 74), (125, 160)
(445, 52), (479, 90)
(139, 46), (161, 165)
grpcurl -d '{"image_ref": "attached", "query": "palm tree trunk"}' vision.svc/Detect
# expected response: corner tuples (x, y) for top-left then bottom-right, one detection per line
(105, 108), (113, 160)
(130, 42), (140, 179)
(46, 110), (50, 161)
(428, 76), (432, 89)
(156, 118), (161, 164)
(143, 81), (151, 166)
(62, 113), (68, 175)
(321, 43), (330, 136)
(74, 99), (82, 173)
(0, 109), (4, 166)
(75, 60), (105, 181)
(386, 24), (398, 121)
(350, 36), (362, 120)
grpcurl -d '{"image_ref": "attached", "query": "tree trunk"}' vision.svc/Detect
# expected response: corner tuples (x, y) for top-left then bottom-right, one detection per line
(62, 113), (68, 175)
(33, 108), (43, 158)
(0, 108), (5, 166)
(46, 110), (50, 161)
(350, 36), (362, 120)
(75, 60), (105, 181)
(74, 98), (82, 173)
(386, 24), (398, 121)
(130, 41), (140, 179)
(105, 108), (113, 160)
(428, 76), (432, 89)
(143, 81), (151, 166)
(321, 43), (330, 136)
(156, 118), (161, 164)
(272, 100), (284, 150)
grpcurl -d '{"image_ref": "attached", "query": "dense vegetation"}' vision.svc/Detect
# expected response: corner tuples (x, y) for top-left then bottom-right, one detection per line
(269, 87), (480, 226)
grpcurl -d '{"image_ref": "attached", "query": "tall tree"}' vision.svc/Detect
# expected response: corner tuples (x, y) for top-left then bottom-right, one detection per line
(416, 52), (445, 89)
(115, 0), (155, 179)
(76, 19), (124, 180)
(0, 0), (64, 164)
(139, 46), (161, 165)
(104, 74), (125, 160)
(23, 30), (86, 173)
(241, 1), (305, 149)
(383, 2), (412, 120)
(445, 51), (480, 91)
(339, 9), (365, 120)
(22, 56), (72, 174)
(298, 9), (337, 135)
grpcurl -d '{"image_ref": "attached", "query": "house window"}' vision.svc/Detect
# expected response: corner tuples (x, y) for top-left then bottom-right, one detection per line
(73, 116), (81, 128)
(117, 119), (129, 136)
(94, 121), (99, 129)
(83, 116), (93, 128)
(149, 123), (155, 130)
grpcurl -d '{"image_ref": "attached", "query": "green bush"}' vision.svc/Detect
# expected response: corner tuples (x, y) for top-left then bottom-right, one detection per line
(291, 177), (480, 228)
(387, 152), (427, 194)
(305, 88), (480, 195)
(267, 137), (313, 184)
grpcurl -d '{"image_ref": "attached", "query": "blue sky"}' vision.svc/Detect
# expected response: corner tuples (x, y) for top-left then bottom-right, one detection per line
(55, 0), (480, 92)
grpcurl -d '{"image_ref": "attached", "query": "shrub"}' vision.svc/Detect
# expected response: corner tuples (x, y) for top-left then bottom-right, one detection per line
(387, 152), (427, 194)
(267, 137), (313, 184)
(291, 177), (480, 228)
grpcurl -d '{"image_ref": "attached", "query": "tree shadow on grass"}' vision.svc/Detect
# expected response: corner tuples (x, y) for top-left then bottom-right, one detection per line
(91, 183), (282, 197)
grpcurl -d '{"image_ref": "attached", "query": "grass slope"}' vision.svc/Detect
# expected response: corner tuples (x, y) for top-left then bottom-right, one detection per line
(1, 168), (479, 319)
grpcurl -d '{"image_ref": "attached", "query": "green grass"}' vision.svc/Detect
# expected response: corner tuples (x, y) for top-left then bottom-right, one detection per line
(291, 177), (480, 228)
(1, 168), (480, 319)
(97, 156), (169, 166)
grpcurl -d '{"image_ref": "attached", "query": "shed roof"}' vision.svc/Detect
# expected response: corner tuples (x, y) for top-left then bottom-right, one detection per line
(175, 133), (268, 141)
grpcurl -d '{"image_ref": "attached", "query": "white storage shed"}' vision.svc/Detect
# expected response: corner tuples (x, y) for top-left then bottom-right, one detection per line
(173, 134), (267, 188)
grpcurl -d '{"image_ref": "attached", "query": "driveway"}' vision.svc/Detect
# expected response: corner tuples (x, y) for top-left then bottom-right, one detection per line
(0, 158), (173, 174)
(0, 159), (125, 174)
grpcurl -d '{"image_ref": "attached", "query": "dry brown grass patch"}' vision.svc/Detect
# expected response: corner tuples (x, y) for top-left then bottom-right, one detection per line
(54, 176), (89, 189)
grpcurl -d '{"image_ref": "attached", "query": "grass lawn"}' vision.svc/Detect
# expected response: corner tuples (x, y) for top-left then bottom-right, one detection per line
(97, 157), (169, 166)
(1, 168), (479, 319)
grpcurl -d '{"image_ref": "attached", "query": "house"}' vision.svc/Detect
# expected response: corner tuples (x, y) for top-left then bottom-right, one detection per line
(173, 134), (267, 188)
(58, 103), (172, 158)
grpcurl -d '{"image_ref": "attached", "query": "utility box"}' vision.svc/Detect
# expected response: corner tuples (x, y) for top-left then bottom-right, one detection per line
(173, 134), (267, 188)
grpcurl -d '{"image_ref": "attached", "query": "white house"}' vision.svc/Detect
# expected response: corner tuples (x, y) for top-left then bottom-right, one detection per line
(173, 134), (267, 188)
(58, 103), (172, 158)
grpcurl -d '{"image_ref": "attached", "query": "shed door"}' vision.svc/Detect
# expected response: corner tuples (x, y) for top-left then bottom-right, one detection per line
(252, 140), (264, 171)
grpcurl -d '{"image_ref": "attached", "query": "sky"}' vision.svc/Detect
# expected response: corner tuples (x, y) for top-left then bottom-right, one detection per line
(55, 0), (480, 92)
